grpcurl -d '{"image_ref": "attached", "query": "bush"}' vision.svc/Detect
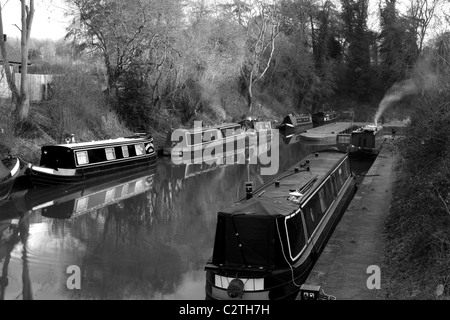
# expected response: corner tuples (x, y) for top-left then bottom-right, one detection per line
(383, 83), (450, 299)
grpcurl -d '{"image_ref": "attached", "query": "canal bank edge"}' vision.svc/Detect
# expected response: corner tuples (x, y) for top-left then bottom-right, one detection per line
(300, 142), (398, 300)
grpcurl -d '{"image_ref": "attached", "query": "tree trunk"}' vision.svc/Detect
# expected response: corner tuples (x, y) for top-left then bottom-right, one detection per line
(247, 76), (253, 113)
(17, 0), (34, 122)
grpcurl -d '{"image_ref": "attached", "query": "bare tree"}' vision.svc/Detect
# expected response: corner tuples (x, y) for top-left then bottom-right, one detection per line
(0, 0), (34, 122)
(222, 0), (281, 113)
(406, 0), (440, 53)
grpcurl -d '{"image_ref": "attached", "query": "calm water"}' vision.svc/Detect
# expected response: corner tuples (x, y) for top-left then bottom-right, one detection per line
(0, 132), (372, 300)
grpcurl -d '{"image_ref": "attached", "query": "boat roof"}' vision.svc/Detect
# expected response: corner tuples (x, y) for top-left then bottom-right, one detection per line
(353, 125), (382, 133)
(42, 136), (151, 150)
(219, 149), (347, 218)
(182, 123), (242, 133)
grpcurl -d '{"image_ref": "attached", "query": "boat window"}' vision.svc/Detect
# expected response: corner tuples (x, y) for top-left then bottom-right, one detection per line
(303, 193), (323, 237)
(319, 189), (327, 213)
(121, 184), (129, 196)
(105, 189), (115, 202)
(319, 181), (334, 213)
(75, 197), (88, 213)
(285, 212), (306, 259)
(330, 174), (339, 196)
(105, 147), (116, 160)
(122, 146), (129, 158)
(135, 144), (144, 155)
(76, 151), (89, 165)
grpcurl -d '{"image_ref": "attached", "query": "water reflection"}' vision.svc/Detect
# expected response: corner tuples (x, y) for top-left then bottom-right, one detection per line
(0, 134), (336, 300)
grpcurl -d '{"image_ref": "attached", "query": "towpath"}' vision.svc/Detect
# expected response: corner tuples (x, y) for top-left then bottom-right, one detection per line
(298, 142), (398, 300)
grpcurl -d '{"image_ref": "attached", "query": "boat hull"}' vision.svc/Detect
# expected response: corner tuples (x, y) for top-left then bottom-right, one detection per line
(26, 154), (157, 186)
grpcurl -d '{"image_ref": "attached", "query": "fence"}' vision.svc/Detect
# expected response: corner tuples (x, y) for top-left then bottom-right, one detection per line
(0, 69), (52, 102)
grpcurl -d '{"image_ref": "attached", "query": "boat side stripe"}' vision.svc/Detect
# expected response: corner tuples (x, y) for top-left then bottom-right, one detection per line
(10, 159), (20, 176)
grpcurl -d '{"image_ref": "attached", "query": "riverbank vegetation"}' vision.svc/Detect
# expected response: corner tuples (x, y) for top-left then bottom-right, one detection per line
(2, 0), (443, 162)
(383, 33), (450, 299)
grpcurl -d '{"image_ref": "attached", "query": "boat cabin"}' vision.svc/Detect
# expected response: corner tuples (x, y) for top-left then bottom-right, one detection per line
(279, 114), (312, 131)
(171, 123), (246, 162)
(40, 136), (154, 169)
(26, 134), (156, 186)
(347, 125), (385, 156)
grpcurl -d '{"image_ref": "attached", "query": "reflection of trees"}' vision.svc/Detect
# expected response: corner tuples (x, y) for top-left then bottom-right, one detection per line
(0, 222), (20, 300)
(0, 212), (33, 300)
(19, 218), (33, 300)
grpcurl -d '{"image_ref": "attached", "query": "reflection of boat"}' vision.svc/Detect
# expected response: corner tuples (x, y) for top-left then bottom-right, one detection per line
(278, 114), (312, 132)
(170, 123), (246, 162)
(25, 164), (157, 219)
(25, 134), (156, 186)
(347, 125), (385, 157)
(1, 157), (22, 204)
(168, 147), (249, 181)
(205, 149), (357, 300)
(280, 131), (303, 145)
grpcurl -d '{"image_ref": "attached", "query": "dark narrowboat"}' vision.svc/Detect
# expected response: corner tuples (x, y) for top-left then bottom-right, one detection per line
(25, 134), (156, 186)
(1, 157), (22, 204)
(347, 125), (385, 157)
(205, 148), (357, 300)
(278, 114), (313, 132)
(312, 110), (338, 127)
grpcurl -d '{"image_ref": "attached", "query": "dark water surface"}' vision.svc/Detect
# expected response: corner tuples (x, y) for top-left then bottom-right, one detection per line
(0, 132), (373, 300)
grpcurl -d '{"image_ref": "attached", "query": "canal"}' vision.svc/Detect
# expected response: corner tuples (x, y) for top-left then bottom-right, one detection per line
(0, 132), (374, 300)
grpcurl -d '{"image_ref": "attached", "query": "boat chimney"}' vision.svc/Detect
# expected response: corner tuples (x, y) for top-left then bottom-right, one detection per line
(246, 182), (253, 199)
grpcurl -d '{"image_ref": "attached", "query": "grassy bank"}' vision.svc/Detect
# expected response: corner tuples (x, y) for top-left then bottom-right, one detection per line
(382, 90), (450, 300)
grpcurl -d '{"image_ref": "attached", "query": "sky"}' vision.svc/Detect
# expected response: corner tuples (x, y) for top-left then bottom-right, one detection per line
(1, 0), (69, 41)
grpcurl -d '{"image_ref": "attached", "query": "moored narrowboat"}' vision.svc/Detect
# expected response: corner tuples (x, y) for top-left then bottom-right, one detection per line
(347, 125), (385, 157)
(312, 110), (339, 127)
(278, 114), (313, 132)
(25, 134), (156, 186)
(205, 148), (357, 300)
(170, 123), (246, 163)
